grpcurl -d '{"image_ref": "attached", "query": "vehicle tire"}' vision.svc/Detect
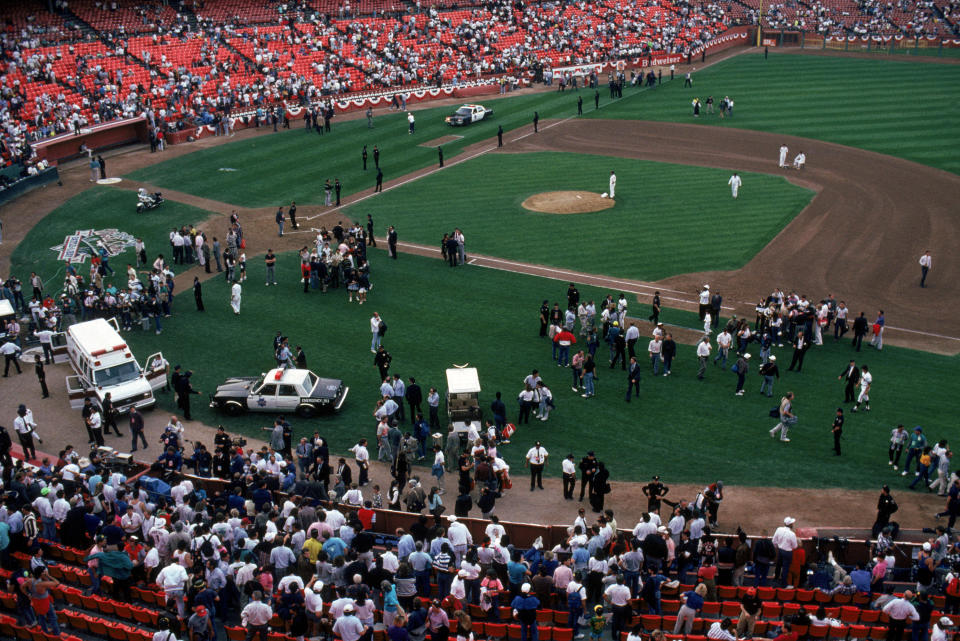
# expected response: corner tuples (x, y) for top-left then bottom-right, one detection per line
(136, 204), (143, 213)
(296, 403), (317, 419)
(223, 401), (244, 416)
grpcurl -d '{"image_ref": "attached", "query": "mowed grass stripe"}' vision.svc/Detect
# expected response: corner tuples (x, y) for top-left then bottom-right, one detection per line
(345, 152), (813, 281)
(591, 53), (960, 173)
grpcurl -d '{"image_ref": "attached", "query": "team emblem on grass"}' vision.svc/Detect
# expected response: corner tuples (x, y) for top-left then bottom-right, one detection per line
(51, 228), (138, 264)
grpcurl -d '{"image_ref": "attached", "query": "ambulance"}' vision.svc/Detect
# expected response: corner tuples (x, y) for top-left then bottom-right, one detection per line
(43, 318), (166, 412)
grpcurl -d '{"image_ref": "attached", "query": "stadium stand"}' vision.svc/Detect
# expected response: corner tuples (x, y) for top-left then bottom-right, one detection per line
(0, 0), (957, 171)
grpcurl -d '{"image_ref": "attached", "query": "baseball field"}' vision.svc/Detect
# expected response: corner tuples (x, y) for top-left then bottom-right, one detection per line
(5, 51), (959, 509)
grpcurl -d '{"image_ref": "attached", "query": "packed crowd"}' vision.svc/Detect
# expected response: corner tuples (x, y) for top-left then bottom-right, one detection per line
(0, 434), (959, 641)
(0, 0), (730, 170)
(728, 0), (956, 37)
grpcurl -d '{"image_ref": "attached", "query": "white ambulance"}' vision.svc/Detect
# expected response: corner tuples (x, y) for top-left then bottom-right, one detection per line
(42, 318), (166, 412)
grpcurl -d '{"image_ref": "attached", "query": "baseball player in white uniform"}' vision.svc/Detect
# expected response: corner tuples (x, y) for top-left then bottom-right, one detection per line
(728, 173), (742, 199)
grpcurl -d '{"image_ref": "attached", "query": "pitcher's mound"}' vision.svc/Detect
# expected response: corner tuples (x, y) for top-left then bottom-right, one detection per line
(522, 191), (615, 214)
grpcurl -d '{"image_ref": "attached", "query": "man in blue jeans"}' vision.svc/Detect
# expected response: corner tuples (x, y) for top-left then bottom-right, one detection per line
(772, 516), (798, 587)
(511, 583), (541, 641)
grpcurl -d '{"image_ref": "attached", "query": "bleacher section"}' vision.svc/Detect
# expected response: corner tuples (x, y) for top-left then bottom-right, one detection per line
(1, 537), (958, 641)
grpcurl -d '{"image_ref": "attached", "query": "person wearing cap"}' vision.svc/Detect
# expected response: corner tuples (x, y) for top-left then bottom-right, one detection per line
(759, 355), (779, 397)
(733, 353), (751, 396)
(772, 517), (798, 587)
(187, 603), (214, 641)
(830, 408), (845, 456)
(932, 617), (953, 641)
(737, 586), (761, 637)
(698, 285), (711, 321)
(511, 582), (541, 641)
(525, 441), (549, 492)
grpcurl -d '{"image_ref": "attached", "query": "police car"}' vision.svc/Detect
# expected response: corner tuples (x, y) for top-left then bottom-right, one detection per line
(445, 104), (493, 126)
(209, 368), (348, 418)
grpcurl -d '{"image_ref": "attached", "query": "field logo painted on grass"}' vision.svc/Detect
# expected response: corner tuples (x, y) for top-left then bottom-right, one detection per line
(51, 228), (137, 263)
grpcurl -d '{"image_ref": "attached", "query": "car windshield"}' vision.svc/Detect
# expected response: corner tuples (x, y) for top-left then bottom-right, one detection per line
(94, 361), (141, 386)
(306, 372), (318, 390)
(456, 107), (472, 115)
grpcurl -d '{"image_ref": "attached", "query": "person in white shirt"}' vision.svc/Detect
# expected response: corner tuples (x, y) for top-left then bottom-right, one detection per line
(882, 592), (919, 640)
(525, 442), (549, 492)
(485, 518), (506, 542)
(919, 251), (932, 287)
(707, 618), (737, 641)
(156, 561), (189, 617)
(778, 144), (789, 168)
(608, 171), (617, 199)
(562, 454), (577, 500)
(230, 280), (242, 314)
(604, 574), (633, 638)
(792, 152), (806, 170)
(772, 516), (799, 587)
(350, 439), (370, 486)
(931, 617), (952, 641)
(714, 329), (732, 369)
(696, 337), (712, 380)
(852, 365), (872, 413)
(447, 515), (473, 563)
(728, 172), (742, 198)
(370, 312), (383, 352)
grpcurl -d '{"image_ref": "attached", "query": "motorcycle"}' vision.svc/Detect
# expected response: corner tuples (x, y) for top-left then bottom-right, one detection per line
(136, 191), (164, 213)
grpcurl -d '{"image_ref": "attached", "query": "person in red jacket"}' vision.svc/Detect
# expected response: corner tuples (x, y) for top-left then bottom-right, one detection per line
(553, 328), (577, 367)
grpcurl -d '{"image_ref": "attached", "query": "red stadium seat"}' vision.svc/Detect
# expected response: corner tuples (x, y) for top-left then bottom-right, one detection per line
(553, 629), (573, 641)
(809, 624), (830, 639)
(860, 610), (880, 624)
(815, 591), (833, 604)
(662, 599), (680, 614)
(539, 626), (554, 641)
(552, 610), (569, 627)
(641, 615), (662, 632)
(537, 610), (553, 624)
(833, 593), (852, 605)
(225, 627), (247, 641)
(721, 601), (740, 618)
(828, 624), (849, 640)
(702, 602), (721, 617)
(795, 589), (815, 603)
(849, 625), (871, 640)
(840, 606), (861, 624)
(761, 602), (782, 620)
(776, 588), (796, 601)
(485, 623), (507, 640)
(717, 586), (738, 600)
(507, 624), (523, 640)
(756, 587), (776, 601)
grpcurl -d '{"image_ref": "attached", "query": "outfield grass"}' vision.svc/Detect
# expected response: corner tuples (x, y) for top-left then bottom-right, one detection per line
(125, 88), (608, 207)
(9, 187), (217, 290)
(589, 53), (960, 174)
(118, 248), (955, 490)
(344, 152), (813, 281)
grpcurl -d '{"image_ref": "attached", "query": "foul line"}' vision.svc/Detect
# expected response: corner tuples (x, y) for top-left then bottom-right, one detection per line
(390, 238), (727, 311)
